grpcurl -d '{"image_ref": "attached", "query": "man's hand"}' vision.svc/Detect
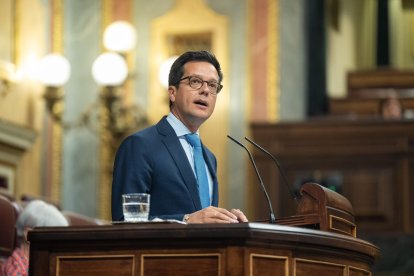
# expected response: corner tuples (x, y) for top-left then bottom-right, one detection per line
(185, 206), (248, 223)
(230, 208), (248, 222)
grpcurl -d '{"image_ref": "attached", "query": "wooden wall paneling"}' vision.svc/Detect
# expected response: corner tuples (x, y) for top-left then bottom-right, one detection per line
(251, 120), (414, 234)
(406, 158), (414, 232)
(330, 69), (414, 117)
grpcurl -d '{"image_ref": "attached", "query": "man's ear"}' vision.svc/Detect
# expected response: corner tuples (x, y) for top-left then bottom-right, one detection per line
(168, 86), (176, 104)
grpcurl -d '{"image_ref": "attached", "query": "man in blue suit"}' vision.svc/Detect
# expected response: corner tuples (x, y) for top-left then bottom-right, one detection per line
(112, 50), (247, 223)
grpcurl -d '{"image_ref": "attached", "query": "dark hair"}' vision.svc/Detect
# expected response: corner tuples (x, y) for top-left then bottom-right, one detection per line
(168, 50), (223, 88)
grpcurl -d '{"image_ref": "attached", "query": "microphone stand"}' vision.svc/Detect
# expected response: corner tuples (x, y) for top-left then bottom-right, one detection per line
(245, 137), (299, 205)
(227, 135), (276, 224)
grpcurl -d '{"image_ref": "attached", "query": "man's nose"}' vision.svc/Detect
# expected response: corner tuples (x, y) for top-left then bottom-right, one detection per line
(199, 82), (210, 95)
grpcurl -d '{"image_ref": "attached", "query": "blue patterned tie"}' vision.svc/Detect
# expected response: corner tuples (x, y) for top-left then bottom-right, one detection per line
(185, 134), (210, 208)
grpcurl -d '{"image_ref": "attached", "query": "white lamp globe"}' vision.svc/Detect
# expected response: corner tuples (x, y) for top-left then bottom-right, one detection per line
(103, 21), (137, 53)
(92, 52), (128, 86)
(158, 56), (178, 88)
(38, 54), (71, 87)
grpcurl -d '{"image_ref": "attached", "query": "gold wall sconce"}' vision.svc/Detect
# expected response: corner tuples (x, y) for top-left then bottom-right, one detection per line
(37, 21), (146, 141)
(103, 21), (137, 54)
(92, 51), (131, 140)
(93, 20), (147, 141)
(37, 53), (71, 122)
(94, 20), (147, 220)
(0, 61), (17, 98)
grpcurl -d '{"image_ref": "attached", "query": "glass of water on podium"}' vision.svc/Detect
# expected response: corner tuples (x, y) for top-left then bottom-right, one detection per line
(122, 193), (150, 222)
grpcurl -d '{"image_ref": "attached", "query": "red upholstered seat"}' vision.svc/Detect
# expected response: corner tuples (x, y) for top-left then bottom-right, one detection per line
(0, 195), (18, 258)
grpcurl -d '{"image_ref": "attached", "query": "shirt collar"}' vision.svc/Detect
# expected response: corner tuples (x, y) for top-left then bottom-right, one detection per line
(166, 112), (199, 137)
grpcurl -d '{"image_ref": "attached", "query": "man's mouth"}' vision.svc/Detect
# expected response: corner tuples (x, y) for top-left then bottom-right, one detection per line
(194, 100), (208, 107)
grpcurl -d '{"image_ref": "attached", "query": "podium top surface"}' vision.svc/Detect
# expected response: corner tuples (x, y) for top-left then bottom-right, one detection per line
(27, 222), (380, 262)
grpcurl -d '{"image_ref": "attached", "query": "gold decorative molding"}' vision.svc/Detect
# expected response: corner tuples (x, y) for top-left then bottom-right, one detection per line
(329, 214), (357, 237)
(98, 92), (113, 220)
(0, 119), (36, 150)
(294, 258), (346, 274)
(102, 0), (113, 33)
(0, 0), (16, 98)
(250, 253), (289, 276)
(246, 0), (253, 129)
(56, 254), (135, 275)
(98, 0), (114, 221)
(0, 0), (17, 64)
(141, 253), (221, 275)
(99, 0), (135, 220)
(0, 119), (36, 196)
(349, 265), (372, 276)
(12, 0), (17, 64)
(267, 0), (279, 122)
(50, 0), (64, 203)
(50, 120), (62, 202)
(149, 0), (230, 208)
(51, 0), (63, 53)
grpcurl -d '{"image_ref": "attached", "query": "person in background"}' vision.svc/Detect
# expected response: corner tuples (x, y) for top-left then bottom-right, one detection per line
(379, 96), (404, 120)
(1, 200), (68, 276)
(111, 50), (248, 224)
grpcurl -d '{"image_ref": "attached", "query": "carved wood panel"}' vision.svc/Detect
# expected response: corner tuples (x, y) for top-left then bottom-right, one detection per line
(251, 120), (414, 234)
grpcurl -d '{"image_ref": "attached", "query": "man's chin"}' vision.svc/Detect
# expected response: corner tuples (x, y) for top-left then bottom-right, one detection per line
(188, 112), (211, 126)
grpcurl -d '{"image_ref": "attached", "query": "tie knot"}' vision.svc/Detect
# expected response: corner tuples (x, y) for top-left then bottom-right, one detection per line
(186, 133), (201, 148)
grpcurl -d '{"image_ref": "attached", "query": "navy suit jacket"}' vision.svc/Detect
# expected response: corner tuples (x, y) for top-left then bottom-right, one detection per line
(111, 116), (219, 221)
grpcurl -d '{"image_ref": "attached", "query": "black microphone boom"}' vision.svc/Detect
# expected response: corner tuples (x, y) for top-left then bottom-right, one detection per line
(244, 136), (299, 204)
(227, 135), (276, 224)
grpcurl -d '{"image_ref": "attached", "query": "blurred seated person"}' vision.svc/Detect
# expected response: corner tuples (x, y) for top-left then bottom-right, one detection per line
(379, 96), (403, 120)
(1, 200), (68, 276)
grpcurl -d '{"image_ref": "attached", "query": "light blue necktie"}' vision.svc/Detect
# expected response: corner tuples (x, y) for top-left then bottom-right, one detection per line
(185, 133), (210, 208)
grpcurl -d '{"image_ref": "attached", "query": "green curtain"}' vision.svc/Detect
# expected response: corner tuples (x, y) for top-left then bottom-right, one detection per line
(389, 0), (414, 68)
(356, 0), (377, 69)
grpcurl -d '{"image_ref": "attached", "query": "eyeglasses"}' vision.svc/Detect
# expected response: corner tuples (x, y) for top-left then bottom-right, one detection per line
(178, 76), (223, 95)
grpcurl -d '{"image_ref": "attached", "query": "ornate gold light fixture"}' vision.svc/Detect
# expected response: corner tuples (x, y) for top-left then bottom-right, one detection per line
(0, 61), (17, 98)
(92, 21), (147, 144)
(35, 20), (147, 220)
(103, 21), (137, 53)
(38, 53), (71, 122)
(91, 51), (144, 143)
(95, 20), (148, 220)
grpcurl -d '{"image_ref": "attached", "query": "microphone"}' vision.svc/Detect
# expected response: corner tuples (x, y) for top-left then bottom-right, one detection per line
(244, 137), (299, 204)
(227, 135), (276, 224)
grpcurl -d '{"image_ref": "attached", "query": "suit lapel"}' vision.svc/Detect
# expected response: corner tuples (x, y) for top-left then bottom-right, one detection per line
(156, 117), (202, 210)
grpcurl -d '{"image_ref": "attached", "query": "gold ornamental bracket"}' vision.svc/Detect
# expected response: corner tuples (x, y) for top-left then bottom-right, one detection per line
(38, 53), (71, 122)
(93, 21), (147, 219)
(0, 61), (16, 98)
(43, 86), (64, 122)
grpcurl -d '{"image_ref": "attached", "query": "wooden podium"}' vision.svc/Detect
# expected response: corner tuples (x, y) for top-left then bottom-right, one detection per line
(276, 183), (357, 237)
(28, 222), (379, 276)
